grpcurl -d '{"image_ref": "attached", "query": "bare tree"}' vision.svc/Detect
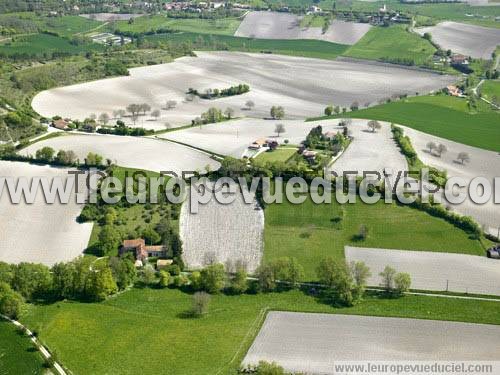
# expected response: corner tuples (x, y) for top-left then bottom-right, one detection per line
(89, 113), (97, 121)
(245, 100), (255, 110)
(274, 123), (285, 137)
(151, 109), (161, 119)
(436, 143), (447, 157)
(126, 104), (141, 117)
(131, 113), (139, 126)
(139, 103), (151, 115)
(426, 141), (436, 153)
(112, 110), (120, 119)
(457, 151), (470, 164)
(164, 122), (171, 130)
(224, 107), (235, 119)
(367, 120), (381, 132)
(98, 113), (110, 125)
(166, 100), (177, 110)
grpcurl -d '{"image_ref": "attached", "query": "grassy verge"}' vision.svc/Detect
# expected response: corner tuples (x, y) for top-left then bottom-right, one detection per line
(479, 80), (500, 102)
(264, 197), (485, 280)
(19, 287), (500, 375)
(255, 147), (297, 163)
(145, 32), (350, 60)
(309, 95), (500, 152)
(0, 319), (45, 373)
(343, 25), (436, 66)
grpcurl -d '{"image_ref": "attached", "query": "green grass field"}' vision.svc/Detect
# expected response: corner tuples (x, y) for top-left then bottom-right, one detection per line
(19, 287), (500, 375)
(310, 95), (500, 152)
(255, 148), (297, 163)
(0, 320), (44, 374)
(343, 25), (436, 65)
(0, 33), (103, 58)
(300, 14), (327, 28)
(480, 80), (500, 102)
(264, 197), (485, 280)
(113, 14), (242, 36)
(0, 13), (103, 37)
(145, 32), (349, 60)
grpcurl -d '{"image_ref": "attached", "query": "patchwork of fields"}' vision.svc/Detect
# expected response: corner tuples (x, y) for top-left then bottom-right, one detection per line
(235, 11), (371, 45)
(31, 51), (455, 128)
(416, 21), (500, 59)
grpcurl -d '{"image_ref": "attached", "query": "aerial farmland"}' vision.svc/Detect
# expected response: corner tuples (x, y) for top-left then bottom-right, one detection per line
(31, 52), (455, 128)
(0, 1), (499, 374)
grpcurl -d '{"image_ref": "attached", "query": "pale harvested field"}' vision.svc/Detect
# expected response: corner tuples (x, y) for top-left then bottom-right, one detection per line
(180, 184), (264, 272)
(158, 118), (344, 158)
(345, 246), (500, 296)
(80, 13), (143, 21)
(31, 52), (455, 129)
(20, 134), (220, 174)
(0, 161), (92, 265)
(416, 22), (500, 59)
(235, 12), (371, 45)
(243, 312), (500, 373)
(330, 120), (408, 177)
(403, 126), (500, 237)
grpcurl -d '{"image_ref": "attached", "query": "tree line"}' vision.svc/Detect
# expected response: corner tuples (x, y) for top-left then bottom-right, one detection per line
(188, 83), (250, 99)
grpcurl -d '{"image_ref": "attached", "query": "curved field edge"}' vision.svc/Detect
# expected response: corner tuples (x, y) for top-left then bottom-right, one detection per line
(308, 100), (500, 152)
(0, 319), (45, 373)
(18, 288), (500, 375)
(144, 32), (350, 60)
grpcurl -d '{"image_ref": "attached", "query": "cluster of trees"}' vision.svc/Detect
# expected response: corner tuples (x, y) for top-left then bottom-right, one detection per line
(82, 203), (183, 267)
(188, 84), (250, 99)
(191, 107), (234, 126)
(392, 124), (447, 187)
(2, 111), (44, 142)
(303, 125), (348, 154)
(0, 256), (137, 318)
(270, 106), (285, 120)
(425, 141), (447, 157)
(97, 121), (154, 136)
(324, 104), (341, 116)
(30, 146), (105, 167)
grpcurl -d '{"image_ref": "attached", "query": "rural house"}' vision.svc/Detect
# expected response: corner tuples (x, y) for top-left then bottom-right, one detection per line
(120, 239), (167, 261)
(52, 119), (70, 130)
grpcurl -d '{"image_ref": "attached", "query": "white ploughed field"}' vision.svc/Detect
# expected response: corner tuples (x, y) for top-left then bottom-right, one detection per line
(31, 52), (455, 129)
(235, 11), (372, 45)
(0, 161), (92, 265)
(20, 134), (220, 174)
(345, 246), (500, 296)
(416, 22), (500, 59)
(242, 311), (500, 374)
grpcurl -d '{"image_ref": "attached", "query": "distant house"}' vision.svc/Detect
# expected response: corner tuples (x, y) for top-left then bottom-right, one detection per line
(302, 149), (317, 162)
(324, 131), (338, 140)
(450, 54), (469, 65)
(120, 239), (167, 261)
(446, 85), (462, 97)
(248, 138), (268, 150)
(52, 119), (70, 130)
